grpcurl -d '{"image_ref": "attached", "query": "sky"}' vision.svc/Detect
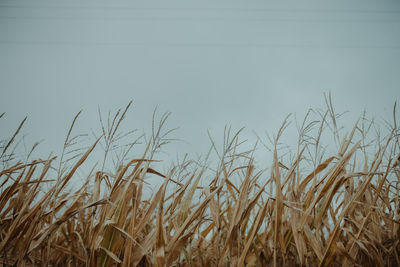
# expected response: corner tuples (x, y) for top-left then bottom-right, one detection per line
(0, 0), (399, 175)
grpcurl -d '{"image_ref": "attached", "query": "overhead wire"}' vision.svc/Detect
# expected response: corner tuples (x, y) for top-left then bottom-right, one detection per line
(0, 40), (399, 49)
(0, 4), (399, 14)
(0, 3), (398, 49)
(0, 15), (398, 24)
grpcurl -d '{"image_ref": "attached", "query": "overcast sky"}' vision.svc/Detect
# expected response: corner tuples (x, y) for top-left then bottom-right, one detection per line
(0, 0), (399, 173)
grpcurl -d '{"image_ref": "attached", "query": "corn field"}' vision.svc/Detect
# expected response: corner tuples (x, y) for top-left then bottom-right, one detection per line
(1, 100), (399, 266)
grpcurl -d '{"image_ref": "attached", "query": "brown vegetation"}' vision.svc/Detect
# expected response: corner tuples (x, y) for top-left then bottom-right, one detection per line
(1, 100), (399, 266)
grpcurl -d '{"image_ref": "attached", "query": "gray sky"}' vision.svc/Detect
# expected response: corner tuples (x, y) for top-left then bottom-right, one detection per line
(1, 0), (399, 173)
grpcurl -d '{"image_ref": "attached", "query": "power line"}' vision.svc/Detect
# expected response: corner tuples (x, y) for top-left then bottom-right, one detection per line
(0, 5), (400, 14)
(0, 15), (398, 24)
(0, 40), (399, 50)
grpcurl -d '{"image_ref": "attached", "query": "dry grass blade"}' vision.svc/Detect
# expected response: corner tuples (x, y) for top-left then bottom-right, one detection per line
(100, 246), (122, 263)
(155, 176), (169, 267)
(55, 137), (101, 197)
(298, 156), (335, 193)
(238, 197), (268, 266)
(272, 149), (284, 267)
(218, 161), (253, 266)
(1, 116), (27, 158)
